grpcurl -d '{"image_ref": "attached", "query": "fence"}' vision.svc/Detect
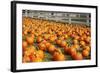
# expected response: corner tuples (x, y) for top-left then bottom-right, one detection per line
(23, 10), (91, 26)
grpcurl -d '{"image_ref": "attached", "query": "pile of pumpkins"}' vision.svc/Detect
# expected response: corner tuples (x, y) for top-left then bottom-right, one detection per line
(22, 17), (91, 63)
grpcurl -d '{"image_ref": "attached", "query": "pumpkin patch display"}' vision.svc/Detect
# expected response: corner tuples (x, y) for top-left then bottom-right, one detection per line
(22, 17), (91, 63)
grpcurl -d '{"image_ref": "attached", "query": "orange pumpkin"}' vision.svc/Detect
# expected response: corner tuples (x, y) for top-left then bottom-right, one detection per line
(72, 52), (83, 60)
(64, 46), (70, 54)
(82, 50), (89, 57)
(24, 46), (36, 56)
(45, 42), (51, 48)
(60, 41), (67, 47)
(80, 41), (85, 46)
(38, 43), (46, 51)
(48, 45), (56, 53)
(84, 46), (90, 51)
(26, 36), (34, 44)
(69, 47), (77, 56)
(85, 36), (91, 43)
(30, 54), (42, 62)
(37, 36), (43, 43)
(36, 50), (44, 59)
(49, 35), (57, 42)
(56, 39), (62, 45)
(52, 51), (65, 61)
(22, 41), (28, 50)
(73, 44), (79, 49)
(22, 55), (30, 63)
(64, 34), (68, 39)
(73, 39), (78, 44)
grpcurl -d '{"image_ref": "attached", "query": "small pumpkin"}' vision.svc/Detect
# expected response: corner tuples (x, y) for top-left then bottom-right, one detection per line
(52, 51), (65, 61)
(82, 50), (89, 57)
(38, 43), (46, 51)
(26, 36), (34, 44)
(22, 41), (28, 50)
(72, 52), (83, 60)
(47, 45), (56, 54)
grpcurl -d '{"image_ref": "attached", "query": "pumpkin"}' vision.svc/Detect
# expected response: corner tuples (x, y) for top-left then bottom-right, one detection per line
(22, 41), (28, 50)
(37, 36), (43, 43)
(60, 41), (67, 47)
(82, 50), (89, 57)
(38, 43), (46, 51)
(22, 55), (30, 63)
(52, 51), (65, 61)
(72, 52), (83, 60)
(80, 41), (85, 46)
(47, 45), (56, 54)
(26, 36), (34, 44)
(36, 50), (44, 59)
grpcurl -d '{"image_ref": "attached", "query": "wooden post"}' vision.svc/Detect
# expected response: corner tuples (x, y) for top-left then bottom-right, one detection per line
(86, 14), (89, 26)
(69, 14), (71, 24)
